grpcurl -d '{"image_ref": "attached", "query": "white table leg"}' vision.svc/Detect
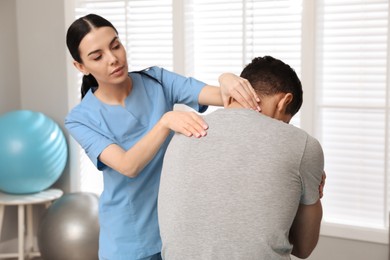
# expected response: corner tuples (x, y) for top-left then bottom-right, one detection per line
(26, 204), (33, 254)
(18, 205), (24, 260)
(0, 189), (63, 259)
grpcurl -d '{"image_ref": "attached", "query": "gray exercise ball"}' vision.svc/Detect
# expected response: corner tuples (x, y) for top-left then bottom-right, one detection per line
(38, 192), (100, 260)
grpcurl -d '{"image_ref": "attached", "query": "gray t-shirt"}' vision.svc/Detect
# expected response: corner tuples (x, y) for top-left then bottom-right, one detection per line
(158, 108), (324, 260)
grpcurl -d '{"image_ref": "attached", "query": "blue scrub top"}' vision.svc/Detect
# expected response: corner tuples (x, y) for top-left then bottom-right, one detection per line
(65, 67), (207, 260)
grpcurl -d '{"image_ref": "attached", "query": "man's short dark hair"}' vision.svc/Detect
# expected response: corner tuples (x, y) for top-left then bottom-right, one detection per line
(240, 56), (303, 116)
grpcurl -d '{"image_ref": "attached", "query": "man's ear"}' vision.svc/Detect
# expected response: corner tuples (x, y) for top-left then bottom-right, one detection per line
(73, 60), (89, 75)
(277, 93), (293, 113)
(226, 97), (234, 107)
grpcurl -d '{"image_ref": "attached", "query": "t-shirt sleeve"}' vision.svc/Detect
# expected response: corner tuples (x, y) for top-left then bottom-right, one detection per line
(299, 135), (324, 205)
(146, 66), (208, 113)
(65, 111), (114, 170)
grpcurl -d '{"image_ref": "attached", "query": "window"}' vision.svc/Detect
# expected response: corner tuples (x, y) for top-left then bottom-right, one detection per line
(68, 0), (390, 244)
(316, 0), (389, 243)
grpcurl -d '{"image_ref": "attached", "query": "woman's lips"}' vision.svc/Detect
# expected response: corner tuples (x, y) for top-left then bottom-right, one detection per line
(111, 66), (124, 76)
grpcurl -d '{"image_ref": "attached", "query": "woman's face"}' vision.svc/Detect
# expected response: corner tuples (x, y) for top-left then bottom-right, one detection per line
(74, 26), (128, 87)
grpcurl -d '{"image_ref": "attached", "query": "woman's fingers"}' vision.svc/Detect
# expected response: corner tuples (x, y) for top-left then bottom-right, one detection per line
(162, 111), (208, 138)
(181, 113), (208, 138)
(219, 73), (261, 111)
(231, 80), (260, 110)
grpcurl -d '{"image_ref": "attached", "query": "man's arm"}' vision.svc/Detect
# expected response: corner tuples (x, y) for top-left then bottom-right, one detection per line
(289, 199), (323, 259)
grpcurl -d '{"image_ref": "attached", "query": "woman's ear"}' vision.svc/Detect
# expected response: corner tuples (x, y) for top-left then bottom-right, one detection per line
(277, 93), (293, 113)
(73, 61), (89, 76)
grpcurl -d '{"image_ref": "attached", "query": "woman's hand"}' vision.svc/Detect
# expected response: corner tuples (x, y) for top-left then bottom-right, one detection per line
(99, 111), (209, 178)
(219, 73), (261, 111)
(161, 111), (209, 138)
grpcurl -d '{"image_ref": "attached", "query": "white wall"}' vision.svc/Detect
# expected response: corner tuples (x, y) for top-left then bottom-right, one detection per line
(294, 235), (387, 260)
(15, 0), (72, 192)
(0, 2), (20, 247)
(0, 0), (20, 113)
(0, 0), (72, 252)
(16, 0), (68, 123)
(0, 0), (388, 259)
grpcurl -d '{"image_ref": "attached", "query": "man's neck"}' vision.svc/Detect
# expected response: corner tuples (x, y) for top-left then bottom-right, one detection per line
(226, 101), (244, 109)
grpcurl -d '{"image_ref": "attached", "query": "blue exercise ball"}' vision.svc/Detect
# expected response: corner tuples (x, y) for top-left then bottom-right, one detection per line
(0, 110), (68, 194)
(38, 192), (100, 260)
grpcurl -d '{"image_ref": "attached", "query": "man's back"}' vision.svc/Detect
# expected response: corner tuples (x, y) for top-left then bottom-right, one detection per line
(158, 108), (324, 260)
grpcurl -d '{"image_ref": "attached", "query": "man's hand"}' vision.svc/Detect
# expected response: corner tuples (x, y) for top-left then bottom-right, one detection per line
(319, 171), (326, 199)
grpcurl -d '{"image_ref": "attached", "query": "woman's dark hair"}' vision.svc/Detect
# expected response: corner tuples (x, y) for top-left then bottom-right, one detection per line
(240, 56), (303, 116)
(66, 14), (118, 99)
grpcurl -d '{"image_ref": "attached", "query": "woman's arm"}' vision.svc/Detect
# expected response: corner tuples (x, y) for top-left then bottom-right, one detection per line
(99, 72), (259, 178)
(98, 110), (208, 178)
(198, 73), (260, 110)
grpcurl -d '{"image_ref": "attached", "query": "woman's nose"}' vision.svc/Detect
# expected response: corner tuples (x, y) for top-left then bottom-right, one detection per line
(108, 51), (118, 65)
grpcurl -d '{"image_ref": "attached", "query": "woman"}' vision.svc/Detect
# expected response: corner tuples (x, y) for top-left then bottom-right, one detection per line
(65, 14), (260, 260)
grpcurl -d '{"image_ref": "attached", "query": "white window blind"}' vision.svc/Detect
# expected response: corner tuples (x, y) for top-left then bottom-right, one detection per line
(75, 0), (173, 71)
(246, 0), (303, 126)
(68, 0), (390, 243)
(316, 0), (390, 236)
(246, 0), (302, 76)
(185, 0), (302, 84)
(125, 1), (173, 70)
(186, 0), (302, 123)
(186, 0), (245, 83)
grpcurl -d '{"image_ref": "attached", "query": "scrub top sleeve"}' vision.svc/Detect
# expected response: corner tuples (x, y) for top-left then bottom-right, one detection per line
(147, 66), (208, 113)
(299, 136), (324, 205)
(65, 118), (114, 170)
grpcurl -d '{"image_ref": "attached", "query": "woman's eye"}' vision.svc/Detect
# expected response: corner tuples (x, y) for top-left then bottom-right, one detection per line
(113, 44), (120, 50)
(93, 55), (102, 61)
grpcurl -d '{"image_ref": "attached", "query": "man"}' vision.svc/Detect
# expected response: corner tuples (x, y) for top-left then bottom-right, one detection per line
(158, 56), (324, 260)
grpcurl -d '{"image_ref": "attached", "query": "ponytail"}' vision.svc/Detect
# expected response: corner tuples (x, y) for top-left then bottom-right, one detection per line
(81, 74), (98, 99)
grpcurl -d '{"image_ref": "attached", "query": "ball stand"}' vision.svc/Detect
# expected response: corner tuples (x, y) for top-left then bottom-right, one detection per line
(0, 189), (63, 260)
